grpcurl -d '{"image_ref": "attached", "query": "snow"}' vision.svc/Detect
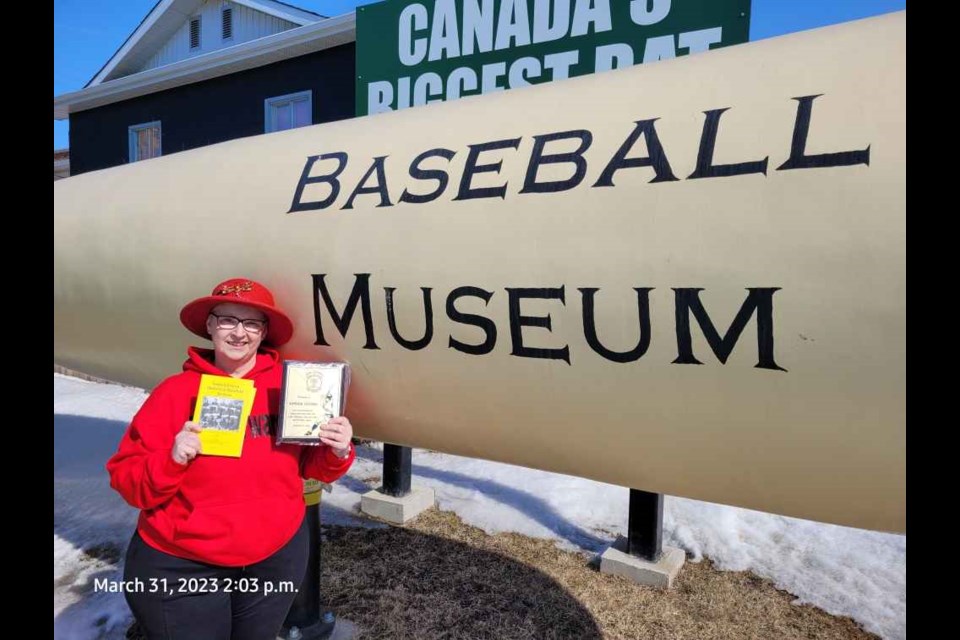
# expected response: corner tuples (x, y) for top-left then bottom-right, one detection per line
(54, 374), (905, 639)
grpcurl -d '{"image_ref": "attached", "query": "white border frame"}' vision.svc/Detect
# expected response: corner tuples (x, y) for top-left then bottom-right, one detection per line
(128, 121), (162, 162)
(264, 90), (312, 133)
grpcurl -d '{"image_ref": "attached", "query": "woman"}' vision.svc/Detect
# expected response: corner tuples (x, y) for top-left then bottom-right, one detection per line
(107, 278), (355, 640)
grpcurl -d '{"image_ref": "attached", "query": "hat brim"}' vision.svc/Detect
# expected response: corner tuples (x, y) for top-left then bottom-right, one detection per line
(179, 296), (294, 347)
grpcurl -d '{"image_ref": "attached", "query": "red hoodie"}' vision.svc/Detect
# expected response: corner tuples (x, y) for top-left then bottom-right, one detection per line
(106, 347), (355, 566)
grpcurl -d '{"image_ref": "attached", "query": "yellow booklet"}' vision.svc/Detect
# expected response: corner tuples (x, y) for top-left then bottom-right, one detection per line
(192, 374), (256, 457)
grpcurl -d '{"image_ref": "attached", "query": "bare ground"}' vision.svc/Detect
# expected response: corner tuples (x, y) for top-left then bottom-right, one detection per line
(320, 508), (877, 640)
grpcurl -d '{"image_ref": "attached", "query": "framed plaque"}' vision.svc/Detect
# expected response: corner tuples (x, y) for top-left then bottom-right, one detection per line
(277, 361), (351, 445)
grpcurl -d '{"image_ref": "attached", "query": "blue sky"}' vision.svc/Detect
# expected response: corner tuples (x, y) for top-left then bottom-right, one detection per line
(53, 0), (906, 150)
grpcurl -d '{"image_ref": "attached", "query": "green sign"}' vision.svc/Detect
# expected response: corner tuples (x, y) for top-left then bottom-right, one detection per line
(356, 0), (751, 116)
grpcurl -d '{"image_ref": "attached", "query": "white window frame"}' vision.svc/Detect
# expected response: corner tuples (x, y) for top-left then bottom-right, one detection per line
(264, 90), (313, 133)
(128, 121), (162, 163)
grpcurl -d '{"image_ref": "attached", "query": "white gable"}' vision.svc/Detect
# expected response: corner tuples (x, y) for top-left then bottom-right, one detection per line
(140, 1), (300, 74)
(90, 0), (322, 86)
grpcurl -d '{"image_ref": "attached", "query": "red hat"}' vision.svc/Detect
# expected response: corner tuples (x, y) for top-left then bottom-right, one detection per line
(179, 278), (294, 347)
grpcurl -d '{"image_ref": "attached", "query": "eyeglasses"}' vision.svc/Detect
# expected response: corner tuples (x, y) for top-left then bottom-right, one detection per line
(209, 312), (267, 334)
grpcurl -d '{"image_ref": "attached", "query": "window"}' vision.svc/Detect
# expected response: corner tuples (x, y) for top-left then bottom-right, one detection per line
(190, 16), (201, 50)
(264, 91), (312, 133)
(128, 122), (162, 162)
(222, 6), (233, 41)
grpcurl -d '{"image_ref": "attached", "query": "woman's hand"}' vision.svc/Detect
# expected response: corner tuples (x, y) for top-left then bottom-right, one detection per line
(172, 422), (203, 465)
(319, 416), (353, 458)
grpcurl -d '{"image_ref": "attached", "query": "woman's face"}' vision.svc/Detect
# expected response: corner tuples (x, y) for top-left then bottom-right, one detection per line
(205, 302), (268, 365)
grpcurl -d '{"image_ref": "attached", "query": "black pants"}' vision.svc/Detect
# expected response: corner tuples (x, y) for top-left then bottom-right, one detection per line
(123, 518), (309, 640)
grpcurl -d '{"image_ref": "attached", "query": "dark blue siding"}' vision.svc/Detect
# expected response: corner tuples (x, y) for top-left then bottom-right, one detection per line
(70, 43), (356, 175)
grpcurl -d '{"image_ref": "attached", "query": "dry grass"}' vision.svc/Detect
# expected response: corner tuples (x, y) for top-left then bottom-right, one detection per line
(320, 508), (876, 640)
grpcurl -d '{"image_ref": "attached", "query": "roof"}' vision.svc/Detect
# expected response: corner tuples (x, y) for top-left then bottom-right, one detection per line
(86, 0), (326, 88)
(55, 9), (355, 120)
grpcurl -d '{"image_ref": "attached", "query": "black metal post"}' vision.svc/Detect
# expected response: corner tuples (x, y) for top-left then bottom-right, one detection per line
(280, 499), (335, 639)
(382, 443), (412, 497)
(627, 489), (663, 562)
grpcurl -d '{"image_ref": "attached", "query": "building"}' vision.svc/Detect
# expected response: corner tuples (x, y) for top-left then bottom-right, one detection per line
(54, 149), (71, 180)
(54, 0), (357, 176)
